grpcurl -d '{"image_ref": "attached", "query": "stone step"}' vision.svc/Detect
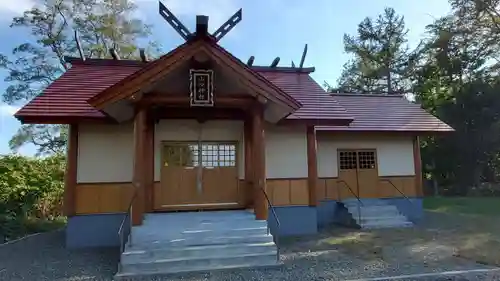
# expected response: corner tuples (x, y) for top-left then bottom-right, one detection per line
(128, 233), (275, 248)
(122, 242), (277, 264)
(118, 251), (279, 276)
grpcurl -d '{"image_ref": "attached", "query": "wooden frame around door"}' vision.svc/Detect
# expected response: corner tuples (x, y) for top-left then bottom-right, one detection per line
(337, 149), (379, 199)
(155, 140), (243, 211)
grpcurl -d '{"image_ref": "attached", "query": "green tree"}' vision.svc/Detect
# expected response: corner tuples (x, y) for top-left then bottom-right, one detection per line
(413, 0), (500, 195)
(0, 0), (158, 155)
(333, 7), (416, 94)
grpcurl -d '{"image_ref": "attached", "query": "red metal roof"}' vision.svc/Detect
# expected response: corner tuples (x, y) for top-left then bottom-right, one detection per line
(316, 94), (454, 132)
(258, 72), (352, 122)
(15, 60), (452, 133)
(15, 59), (352, 123)
(15, 62), (141, 119)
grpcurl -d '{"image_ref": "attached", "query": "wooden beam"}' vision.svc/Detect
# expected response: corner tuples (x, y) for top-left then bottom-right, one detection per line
(132, 108), (147, 225)
(63, 123), (78, 217)
(244, 119), (253, 208)
(307, 126), (318, 207)
(151, 107), (246, 120)
(139, 94), (256, 107)
(252, 105), (268, 220)
(144, 115), (155, 212)
(413, 136), (423, 196)
(307, 126), (318, 206)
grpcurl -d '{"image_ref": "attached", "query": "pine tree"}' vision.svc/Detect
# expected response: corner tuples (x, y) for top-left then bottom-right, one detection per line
(334, 8), (415, 94)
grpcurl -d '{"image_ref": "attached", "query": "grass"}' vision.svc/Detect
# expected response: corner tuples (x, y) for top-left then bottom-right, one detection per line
(1, 216), (67, 242)
(423, 197), (500, 216)
(281, 197), (500, 267)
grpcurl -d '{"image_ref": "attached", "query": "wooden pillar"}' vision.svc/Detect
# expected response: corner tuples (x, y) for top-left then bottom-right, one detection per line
(64, 123), (78, 217)
(413, 136), (423, 196)
(244, 120), (253, 208)
(144, 115), (155, 212)
(306, 125), (318, 206)
(132, 107), (147, 225)
(252, 105), (268, 220)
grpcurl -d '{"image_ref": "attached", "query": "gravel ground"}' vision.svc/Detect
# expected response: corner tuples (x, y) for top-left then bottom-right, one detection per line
(1, 211), (499, 281)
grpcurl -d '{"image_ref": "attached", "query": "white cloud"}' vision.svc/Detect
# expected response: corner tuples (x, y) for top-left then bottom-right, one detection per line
(0, 0), (35, 16)
(0, 104), (19, 116)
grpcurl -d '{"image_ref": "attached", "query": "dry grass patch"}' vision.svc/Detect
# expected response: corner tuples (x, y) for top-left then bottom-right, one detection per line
(281, 211), (500, 265)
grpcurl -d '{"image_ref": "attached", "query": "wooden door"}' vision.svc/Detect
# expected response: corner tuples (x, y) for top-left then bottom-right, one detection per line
(356, 150), (379, 198)
(156, 143), (198, 209)
(200, 143), (241, 207)
(338, 150), (359, 199)
(156, 142), (242, 211)
(337, 149), (379, 199)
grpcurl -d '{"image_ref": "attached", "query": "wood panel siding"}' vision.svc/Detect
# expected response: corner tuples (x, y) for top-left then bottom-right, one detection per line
(75, 182), (133, 214)
(73, 176), (419, 215)
(266, 178), (309, 206)
(316, 176), (418, 201)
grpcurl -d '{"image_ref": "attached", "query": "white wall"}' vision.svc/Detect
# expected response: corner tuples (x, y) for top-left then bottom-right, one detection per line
(317, 135), (415, 177)
(77, 121), (413, 183)
(265, 125), (308, 178)
(154, 120), (244, 181)
(77, 123), (134, 183)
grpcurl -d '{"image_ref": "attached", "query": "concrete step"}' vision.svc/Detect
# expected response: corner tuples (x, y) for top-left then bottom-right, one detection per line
(118, 251), (279, 276)
(129, 233), (274, 248)
(343, 199), (390, 207)
(132, 226), (269, 240)
(349, 210), (402, 218)
(361, 220), (414, 229)
(122, 242), (276, 264)
(357, 215), (409, 224)
(346, 204), (398, 212)
(343, 201), (413, 229)
(117, 210), (279, 278)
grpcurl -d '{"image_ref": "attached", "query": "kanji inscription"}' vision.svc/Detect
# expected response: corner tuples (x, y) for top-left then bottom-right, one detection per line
(189, 69), (214, 106)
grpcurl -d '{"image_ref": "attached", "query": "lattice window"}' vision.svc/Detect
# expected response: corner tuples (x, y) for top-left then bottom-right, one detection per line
(201, 144), (236, 167)
(358, 151), (376, 169)
(339, 150), (357, 170)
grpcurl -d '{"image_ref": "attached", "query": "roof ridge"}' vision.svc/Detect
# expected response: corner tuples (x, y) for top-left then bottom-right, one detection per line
(64, 56), (315, 74)
(331, 93), (405, 98)
(65, 57), (146, 67)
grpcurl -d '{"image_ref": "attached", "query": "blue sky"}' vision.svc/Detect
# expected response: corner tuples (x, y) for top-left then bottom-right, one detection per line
(0, 0), (451, 156)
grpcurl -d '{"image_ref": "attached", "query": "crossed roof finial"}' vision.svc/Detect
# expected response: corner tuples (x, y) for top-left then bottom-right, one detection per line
(158, 1), (242, 42)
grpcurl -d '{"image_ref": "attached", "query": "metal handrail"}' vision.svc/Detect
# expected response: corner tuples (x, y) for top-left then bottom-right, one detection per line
(259, 185), (280, 262)
(380, 179), (414, 206)
(118, 182), (140, 257)
(337, 180), (363, 226)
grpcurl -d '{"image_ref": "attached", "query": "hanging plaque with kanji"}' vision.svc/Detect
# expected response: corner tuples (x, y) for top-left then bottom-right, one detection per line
(189, 69), (214, 106)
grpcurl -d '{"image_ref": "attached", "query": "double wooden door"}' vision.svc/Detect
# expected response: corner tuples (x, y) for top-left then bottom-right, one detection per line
(155, 142), (242, 211)
(337, 149), (379, 199)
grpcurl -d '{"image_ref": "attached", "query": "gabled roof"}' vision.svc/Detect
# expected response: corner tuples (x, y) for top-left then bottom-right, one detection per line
(316, 94), (454, 132)
(15, 58), (354, 125)
(88, 37), (302, 110)
(14, 48), (453, 133)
